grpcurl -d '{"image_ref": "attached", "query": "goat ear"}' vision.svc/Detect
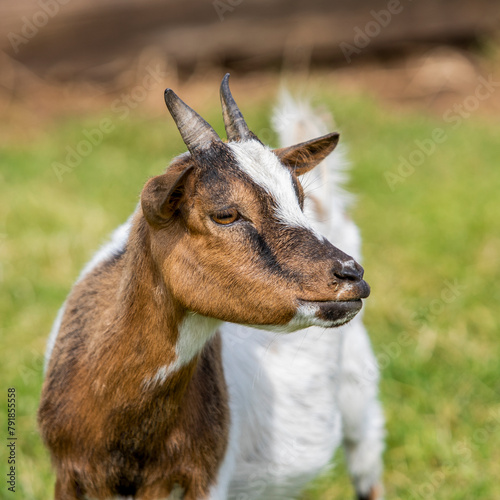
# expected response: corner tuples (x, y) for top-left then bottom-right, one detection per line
(273, 132), (339, 176)
(141, 165), (194, 226)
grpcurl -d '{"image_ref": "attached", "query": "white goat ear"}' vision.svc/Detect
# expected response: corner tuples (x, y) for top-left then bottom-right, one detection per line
(273, 132), (339, 176)
(141, 165), (194, 226)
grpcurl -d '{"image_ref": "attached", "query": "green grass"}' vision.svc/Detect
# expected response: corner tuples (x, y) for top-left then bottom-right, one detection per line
(1, 84), (499, 499)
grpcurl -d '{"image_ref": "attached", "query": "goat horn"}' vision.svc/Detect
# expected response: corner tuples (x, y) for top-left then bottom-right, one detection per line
(220, 73), (253, 142)
(164, 89), (221, 155)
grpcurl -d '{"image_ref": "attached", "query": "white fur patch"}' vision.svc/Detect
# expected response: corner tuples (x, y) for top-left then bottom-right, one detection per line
(142, 365), (169, 390)
(142, 313), (221, 389)
(163, 484), (184, 500)
(227, 140), (323, 240)
(177, 312), (221, 365)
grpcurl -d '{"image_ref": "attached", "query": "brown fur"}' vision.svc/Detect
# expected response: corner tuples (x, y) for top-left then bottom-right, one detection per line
(39, 209), (229, 499)
(274, 132), (340, 175)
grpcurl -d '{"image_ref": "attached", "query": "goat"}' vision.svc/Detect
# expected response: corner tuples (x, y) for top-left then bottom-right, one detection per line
(39, 74), (384, 500)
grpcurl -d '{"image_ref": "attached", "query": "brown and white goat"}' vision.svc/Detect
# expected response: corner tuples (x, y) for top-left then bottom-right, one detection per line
(39, 75), (378, 500)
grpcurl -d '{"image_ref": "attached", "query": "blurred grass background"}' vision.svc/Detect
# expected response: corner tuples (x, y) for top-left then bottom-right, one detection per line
(1, 66), (499, 498)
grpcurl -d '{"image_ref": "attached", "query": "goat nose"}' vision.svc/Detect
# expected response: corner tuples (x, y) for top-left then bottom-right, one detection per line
(334, 260), (364, 281)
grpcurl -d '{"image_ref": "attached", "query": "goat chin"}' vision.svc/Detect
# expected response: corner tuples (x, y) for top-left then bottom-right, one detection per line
(245, 299), (362, 333)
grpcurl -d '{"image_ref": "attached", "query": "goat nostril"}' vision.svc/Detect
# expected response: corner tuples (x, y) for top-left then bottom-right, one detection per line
(334, 261), (364, 282)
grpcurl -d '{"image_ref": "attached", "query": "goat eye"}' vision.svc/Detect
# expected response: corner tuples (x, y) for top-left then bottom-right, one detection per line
(211, 208), (239, 225)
